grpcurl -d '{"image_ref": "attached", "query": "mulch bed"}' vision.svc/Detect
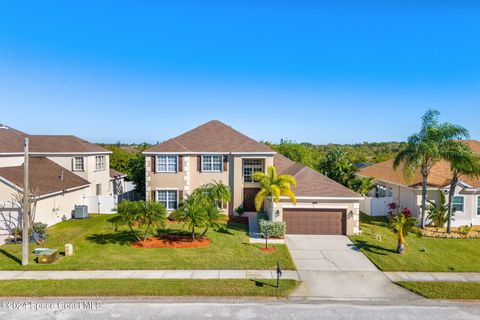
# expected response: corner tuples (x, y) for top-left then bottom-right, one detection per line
(132, 235), (211, 249)
(422, 226), (480, 239)
(260, 247), (277, 253)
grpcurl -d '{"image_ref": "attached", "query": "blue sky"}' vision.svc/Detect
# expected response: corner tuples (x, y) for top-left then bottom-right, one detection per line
(0, 1), (479, 144)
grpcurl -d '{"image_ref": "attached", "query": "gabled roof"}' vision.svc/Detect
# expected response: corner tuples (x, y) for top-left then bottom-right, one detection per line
(0, 157), (90, 196)
(144, 120), (274, 154)
(274, 154), (361, 198)
(28, 135), (109, 153)
(358, 140), (480, 189)
(110, 168), (127, 179)
(0, 126), (110, 154)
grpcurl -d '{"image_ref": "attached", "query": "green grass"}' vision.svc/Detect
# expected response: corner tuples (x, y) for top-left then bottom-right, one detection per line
(0, 215), (295, 270)
(349, 214), (480, 272)
(0, 279), (300, 297)
(397, 282), (480, 299)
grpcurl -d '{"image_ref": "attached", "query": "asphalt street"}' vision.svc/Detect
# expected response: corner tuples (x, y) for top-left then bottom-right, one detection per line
(1, 299), (479, 320)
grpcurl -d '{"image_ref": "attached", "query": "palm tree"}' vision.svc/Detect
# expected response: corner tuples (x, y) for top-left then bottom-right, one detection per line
(251, 166), (297, 212)
(393, 109), (468, 228)
(201, 181), (232, 236)
(205, 180), (232, 208)
(442, 143), (480, 233)
(175, 191), (209, 240)
(111, 200), (141, 241)
(389, 213), (418, 254)
(137, 200), (168, 241)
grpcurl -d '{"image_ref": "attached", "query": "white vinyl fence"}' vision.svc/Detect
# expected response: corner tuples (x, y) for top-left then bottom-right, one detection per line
(85, 196), (117, 214)
(360, 197), (393, 216)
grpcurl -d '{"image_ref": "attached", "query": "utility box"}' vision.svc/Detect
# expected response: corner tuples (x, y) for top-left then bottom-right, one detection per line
(73, 205), (88, 219)
(37, 249), (59, 264)
(64, 243), (74, 256)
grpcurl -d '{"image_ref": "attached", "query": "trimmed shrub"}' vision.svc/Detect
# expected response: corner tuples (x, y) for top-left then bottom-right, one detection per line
(259, 219), (286, 239)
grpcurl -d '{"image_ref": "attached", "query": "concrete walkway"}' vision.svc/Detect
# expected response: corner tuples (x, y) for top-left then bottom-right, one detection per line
(0, 270), (300, 281)
(385, 272), (480, 282)
(286, 235), (418, 300)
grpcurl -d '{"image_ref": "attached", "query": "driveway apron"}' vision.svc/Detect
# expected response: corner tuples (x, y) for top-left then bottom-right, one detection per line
(286, 235), (418, 300)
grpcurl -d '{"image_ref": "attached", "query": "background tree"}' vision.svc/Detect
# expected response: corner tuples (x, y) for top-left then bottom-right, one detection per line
(317, 148), (357, 186)
(128, 153), (146, 197)
(393, 109), (469, 228)
(252, 166), (297, 212)
(442, 143), (480, 233)
(270, 139), (315, 167)
(347, 177), (375, 196)
(317, 148), (374, 195)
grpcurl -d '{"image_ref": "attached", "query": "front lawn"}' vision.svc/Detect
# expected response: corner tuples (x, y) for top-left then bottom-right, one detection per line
(349, 214), (480, 272)
(0, 215), (295, 270)
(0, 279), (299, 297)
(397, 282), (480, 300)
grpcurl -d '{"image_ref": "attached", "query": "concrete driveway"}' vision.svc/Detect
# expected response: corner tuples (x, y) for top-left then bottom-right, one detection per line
(286, 235), (418, 300)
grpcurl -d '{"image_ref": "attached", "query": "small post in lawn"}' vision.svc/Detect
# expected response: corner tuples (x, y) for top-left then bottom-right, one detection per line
(276, 261), (282, 289)
(264, 229), (269, 249)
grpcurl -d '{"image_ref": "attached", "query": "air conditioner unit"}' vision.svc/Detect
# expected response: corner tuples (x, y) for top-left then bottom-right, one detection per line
(73, 205), (89, 219)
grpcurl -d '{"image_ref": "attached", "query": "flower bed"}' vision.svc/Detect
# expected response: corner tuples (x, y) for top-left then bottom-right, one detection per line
(132, 235), (211, 248)
(422, 226), (480, 239)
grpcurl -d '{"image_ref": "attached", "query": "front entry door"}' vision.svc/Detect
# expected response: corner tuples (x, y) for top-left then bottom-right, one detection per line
(243, 188), (260, 212)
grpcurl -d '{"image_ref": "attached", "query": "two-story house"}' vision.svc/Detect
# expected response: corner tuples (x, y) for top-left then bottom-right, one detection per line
(143, 120), (362, 235)
(0, 126), (125, 243)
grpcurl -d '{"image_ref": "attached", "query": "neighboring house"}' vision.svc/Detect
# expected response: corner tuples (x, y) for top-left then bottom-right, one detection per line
(143, 120), (362, 235)
(358, 140), (480, 227)
(0, 157), (90, 240)
(0, 126), (126, 243)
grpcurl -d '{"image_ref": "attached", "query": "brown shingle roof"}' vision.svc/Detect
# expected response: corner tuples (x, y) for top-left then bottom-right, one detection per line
(0, 157), (90, 196)
(110, 168), (127, 179)
(144, 120), (274, 153)
(358, 140), (480, 188)
(274, 154), (361, 198)
(0, 126), (109, 154)
(0, 127), (28, 153)
(28, 135), (109, 153)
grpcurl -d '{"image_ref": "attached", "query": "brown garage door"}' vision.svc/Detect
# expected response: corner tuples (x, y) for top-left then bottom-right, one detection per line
(283, 209), (346, 235)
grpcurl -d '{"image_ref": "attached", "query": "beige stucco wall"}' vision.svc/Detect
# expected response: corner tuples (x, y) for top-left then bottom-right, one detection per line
(145, 154), (274, 214)
(47, 155), (111, 196)
(0, 179), (88, 244)
(265, 197), (361, 235)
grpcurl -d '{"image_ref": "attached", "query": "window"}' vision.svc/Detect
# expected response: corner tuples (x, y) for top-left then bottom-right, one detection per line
(452, 196), (464, 212)
(202, 155), (222, 172)
(95, 156), (106, 171)
(157, 190), (177, 210)
(243, 159), (264, 183)
(156, 156), (177, 172)
(73, 157), (84, 171)
(477, 196), (480, 215)
(96, 183), (102, 196)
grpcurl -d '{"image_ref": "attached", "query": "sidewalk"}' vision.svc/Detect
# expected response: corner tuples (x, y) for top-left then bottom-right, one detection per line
(384, 272), (480, 282)
(0, 270), (301, 281)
